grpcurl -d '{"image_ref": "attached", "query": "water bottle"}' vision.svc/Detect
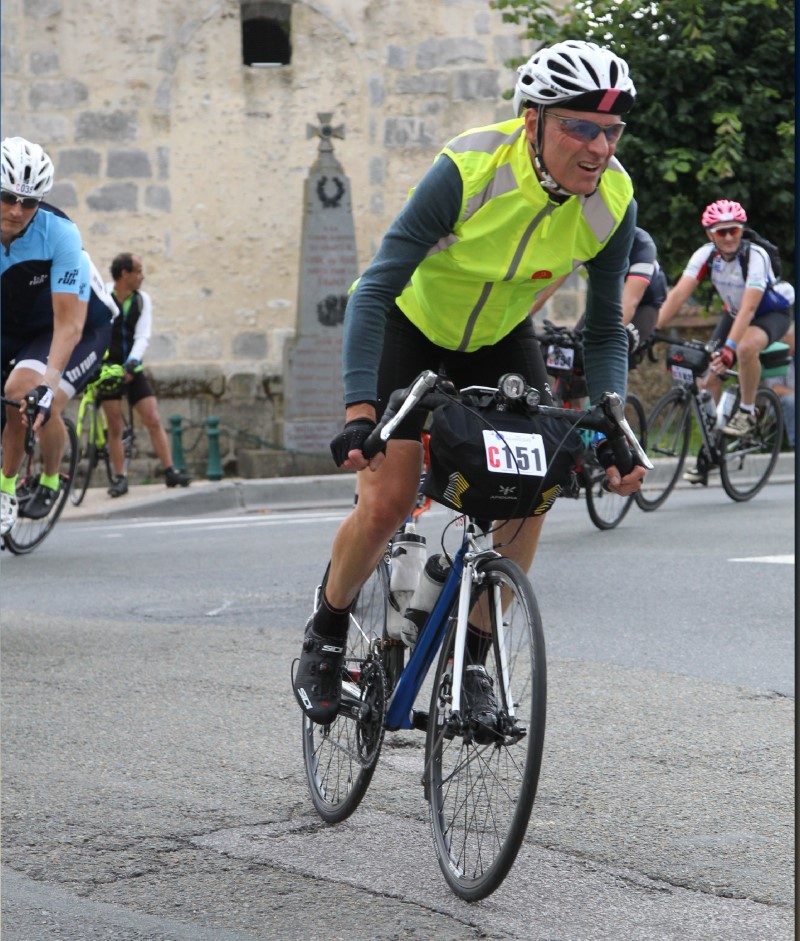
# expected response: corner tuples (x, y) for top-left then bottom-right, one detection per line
(400, 553), (451, 647)
(716, 388), (736, 430)
(698, 389), (717, 434)
(386, 525), (427, 640)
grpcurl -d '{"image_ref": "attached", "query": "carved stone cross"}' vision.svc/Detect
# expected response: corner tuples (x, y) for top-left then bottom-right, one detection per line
(306, 112), (345, 153)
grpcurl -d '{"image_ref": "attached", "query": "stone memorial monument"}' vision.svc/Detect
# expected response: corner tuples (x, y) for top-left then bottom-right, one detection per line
(281, 112), (359, 453)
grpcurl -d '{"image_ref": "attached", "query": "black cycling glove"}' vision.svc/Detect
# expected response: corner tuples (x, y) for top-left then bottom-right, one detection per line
(625, 321), (640, 354)
(595, 437), (636, 476)
(330, 418), (377, 467)
(25, 385), (55, 426)
(124, 358), (143, 375)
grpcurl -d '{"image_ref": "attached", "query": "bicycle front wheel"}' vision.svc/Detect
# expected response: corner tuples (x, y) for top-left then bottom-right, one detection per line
(584, 393), (646, 530)
(720, 387), (784, 502)
(302, 559), (389, 824)
(70, 403), (97, 506)
(426, 557), (546, 901)
(635, 388), (691, 511)
(5, 417), (78, 554)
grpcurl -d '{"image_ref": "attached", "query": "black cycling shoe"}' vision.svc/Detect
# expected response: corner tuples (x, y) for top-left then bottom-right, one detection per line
(18, 483), (59, 520)
(108, 475), (129, 498)
(165, 467), (191, 488)
(462, 664), (501, 744)
(292, 619), (346, 725)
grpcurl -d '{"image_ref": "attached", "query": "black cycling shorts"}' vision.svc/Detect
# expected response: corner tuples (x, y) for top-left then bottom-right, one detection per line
(2, 322), (112, 397)
(376, 306), (552, 440)
(101, 369), (155, 407)
(711, 309), (792, 347)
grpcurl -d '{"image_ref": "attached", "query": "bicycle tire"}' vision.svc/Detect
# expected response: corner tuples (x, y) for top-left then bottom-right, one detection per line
(302, 559), (390, 824)
(634, 388), (691, 511)
(70, 402), (97, 506)
(5, 417), (78, 554)
(720, 387), (784, 502)
(584, 393), (646, 530)
(426, 556), (546, 901)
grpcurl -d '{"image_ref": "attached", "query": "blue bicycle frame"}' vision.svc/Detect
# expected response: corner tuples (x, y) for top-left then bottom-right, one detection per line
(384, 547), (465, 731)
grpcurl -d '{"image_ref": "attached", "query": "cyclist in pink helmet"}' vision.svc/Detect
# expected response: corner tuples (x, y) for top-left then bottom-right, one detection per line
(656, 199), (793, 483)
(700, 199), (747, 229)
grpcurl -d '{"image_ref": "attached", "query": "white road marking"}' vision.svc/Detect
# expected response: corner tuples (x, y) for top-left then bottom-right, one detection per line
(729, 555), (794, 565)
(206, 600), (232, 617)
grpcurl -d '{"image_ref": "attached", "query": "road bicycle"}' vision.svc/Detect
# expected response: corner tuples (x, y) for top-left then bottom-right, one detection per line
(70, 364), (136, 506)
(299, 369), (651, 900)
(1, 393), (77, 554)
(635, 331), (788, 509)
(535, 320), (647, 530)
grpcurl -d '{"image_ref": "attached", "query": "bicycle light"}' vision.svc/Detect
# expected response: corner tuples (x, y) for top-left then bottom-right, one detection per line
(498, 373), (526, 400)
(524, 388), (541, 408)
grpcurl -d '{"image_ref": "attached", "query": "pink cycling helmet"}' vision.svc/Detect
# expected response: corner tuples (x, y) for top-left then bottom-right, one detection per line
(701, 199), (747, 229)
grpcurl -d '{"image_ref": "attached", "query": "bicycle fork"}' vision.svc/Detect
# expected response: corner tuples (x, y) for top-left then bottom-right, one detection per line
(449, 552), (514, 722)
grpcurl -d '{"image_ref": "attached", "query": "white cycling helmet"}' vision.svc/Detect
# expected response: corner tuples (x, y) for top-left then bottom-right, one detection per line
(1, 136), (54, 198)
(513, 40), (636, 116)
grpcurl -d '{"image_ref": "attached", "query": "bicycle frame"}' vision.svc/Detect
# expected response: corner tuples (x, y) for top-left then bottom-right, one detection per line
(75, 386), (108, 449)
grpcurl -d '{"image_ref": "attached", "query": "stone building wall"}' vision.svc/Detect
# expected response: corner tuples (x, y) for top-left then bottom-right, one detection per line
(2, 0), (587, 458)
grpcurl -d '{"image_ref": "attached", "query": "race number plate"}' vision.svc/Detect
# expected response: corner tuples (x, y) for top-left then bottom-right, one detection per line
(670, 364), (693, 383)
(482, 430), (548, 477)
(546, 344), (574, 371)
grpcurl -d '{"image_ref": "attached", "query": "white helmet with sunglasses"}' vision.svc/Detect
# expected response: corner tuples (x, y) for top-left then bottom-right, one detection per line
(513, 40), (636, 116)
(1, 136), (54, 203)
(513, 41), (635, 197)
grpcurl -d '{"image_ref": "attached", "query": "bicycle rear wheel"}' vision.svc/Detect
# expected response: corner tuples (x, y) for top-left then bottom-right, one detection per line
(720, 387), (783, 501)
(302, 559), (389, 824)
(584, 393), (646, 530)
(635, 388), (691, 511)
(5, 417), (78, 554)
(426, 557), (546, 901)
(70, 402), (98, 506)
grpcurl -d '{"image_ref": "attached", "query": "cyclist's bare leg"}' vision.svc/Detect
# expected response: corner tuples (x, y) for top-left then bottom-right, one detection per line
(2, 367), (67, 476)
(699, 371), (722, 401)
(134, 395), (173, 468)
(324, 439), (423, 609)
(470, 515), (545, 631)
(102, 398), (126, 476)
(736, 324), (769, 405)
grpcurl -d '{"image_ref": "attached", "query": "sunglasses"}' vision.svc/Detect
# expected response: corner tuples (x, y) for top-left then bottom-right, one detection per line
(711, 226), (743, 237)
(1, 190), (41, 209)
(547, 113), (626, 144)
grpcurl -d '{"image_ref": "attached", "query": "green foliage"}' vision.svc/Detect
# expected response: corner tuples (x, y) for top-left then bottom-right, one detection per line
(491, 0), (795, 284)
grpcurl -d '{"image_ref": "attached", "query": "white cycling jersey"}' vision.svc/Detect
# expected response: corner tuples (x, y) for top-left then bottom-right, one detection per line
(683, 242), (776, 315)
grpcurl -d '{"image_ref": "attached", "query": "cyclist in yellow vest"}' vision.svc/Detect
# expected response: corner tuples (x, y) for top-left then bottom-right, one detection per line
(293, 40), (646, 725)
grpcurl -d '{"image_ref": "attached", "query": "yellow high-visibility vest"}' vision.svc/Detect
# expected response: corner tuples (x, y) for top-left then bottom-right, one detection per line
(396, 117), (633, 351)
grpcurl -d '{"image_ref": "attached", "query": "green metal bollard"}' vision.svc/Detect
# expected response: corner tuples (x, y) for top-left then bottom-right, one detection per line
(169, 415), (186, 473)
(206, 416), (223, 481)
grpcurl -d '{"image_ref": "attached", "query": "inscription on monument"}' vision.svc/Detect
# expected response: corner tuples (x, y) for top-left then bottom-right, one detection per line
(282, 112), (358, 453)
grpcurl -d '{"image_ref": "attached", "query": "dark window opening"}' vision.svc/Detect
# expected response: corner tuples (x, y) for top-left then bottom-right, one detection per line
(241, 2), (291, 66)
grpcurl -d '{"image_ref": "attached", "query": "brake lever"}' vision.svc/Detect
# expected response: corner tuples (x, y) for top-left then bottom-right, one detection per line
(600, 393), (653, 470)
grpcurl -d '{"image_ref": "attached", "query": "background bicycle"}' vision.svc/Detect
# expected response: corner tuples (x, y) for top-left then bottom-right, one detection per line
(300, 369), (650, 900)
(1, 392), (77, 555)
(635, 331), (788, 509)
(534, 320), (647, 530)
(70, 364), (136, 506)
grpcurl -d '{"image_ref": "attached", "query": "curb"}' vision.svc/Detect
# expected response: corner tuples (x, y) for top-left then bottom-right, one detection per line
(65, 454), (795, 522)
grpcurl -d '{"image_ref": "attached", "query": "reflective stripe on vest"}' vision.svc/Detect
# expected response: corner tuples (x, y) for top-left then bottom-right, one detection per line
(397, 118), (633, 352)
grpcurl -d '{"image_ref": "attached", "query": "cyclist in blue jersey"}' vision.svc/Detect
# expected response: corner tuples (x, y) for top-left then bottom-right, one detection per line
(292, 41), (647, 726)
(1, 137), (116, 534)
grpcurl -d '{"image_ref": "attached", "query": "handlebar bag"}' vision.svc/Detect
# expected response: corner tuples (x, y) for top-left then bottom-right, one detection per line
(422, 395), (582, 520)
(666, 344), (709, 378)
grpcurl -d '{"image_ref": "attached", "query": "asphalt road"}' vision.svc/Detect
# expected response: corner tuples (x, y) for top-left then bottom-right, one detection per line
(1, 481), (794, 940)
